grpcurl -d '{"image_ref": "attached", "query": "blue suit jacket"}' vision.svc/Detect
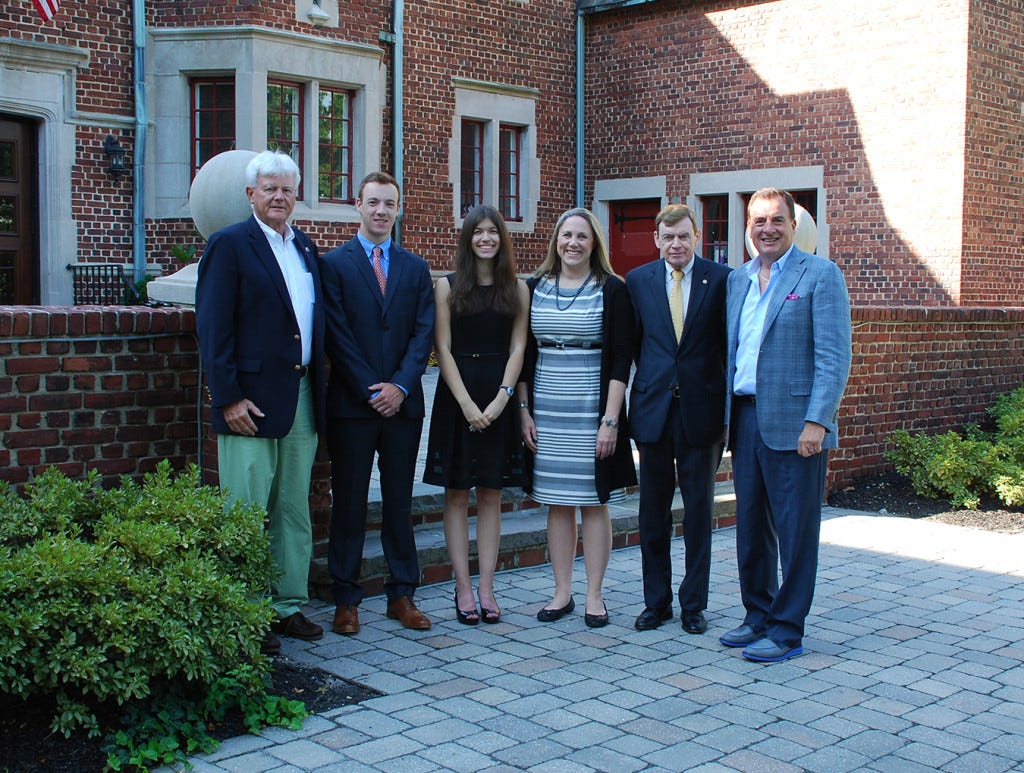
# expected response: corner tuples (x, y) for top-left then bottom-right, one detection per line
(627, 256), (730, 448)
(319, 236), (434, 419)
(725, 247), (852, 451)
(195, 214), (326, 438)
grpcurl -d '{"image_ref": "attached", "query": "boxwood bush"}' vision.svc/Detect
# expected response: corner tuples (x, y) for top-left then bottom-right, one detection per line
(0, 461), (305, 769)
(888, 384), (1024, 509)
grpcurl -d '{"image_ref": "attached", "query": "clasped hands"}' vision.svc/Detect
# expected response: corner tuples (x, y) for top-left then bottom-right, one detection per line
(462, 390), (509, 432)
(369, 382), (405, 418)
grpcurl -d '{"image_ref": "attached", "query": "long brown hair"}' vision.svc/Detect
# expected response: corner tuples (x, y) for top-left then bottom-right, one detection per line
(533, 207), (618, 286)
(449, 205), (520, 316)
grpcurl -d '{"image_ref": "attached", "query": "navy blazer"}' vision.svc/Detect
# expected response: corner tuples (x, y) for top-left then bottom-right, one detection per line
(626, 256), (730, 448)
(195, 214), (326, 439)
(319, 236), (435, 419)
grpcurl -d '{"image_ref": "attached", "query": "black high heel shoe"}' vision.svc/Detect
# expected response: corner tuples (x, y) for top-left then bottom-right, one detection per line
(478, 591), (501, 624)
(454, 592), (479, 625)
(536, 597), (574, 623)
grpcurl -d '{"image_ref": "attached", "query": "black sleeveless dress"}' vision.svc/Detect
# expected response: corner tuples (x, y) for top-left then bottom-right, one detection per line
(423, 277), (525, 490)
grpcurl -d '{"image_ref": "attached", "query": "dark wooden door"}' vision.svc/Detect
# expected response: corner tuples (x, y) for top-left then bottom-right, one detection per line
(0, 117), (37, 304)
(608, 198), (660, 276)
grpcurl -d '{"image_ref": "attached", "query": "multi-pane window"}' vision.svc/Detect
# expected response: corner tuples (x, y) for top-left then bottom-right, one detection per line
(318, 87), (354, 203)
(498, 124), (523, 222)
(460, 120), (485, 215)
(700, 194), (729, 264)
(267, 81), (303, 196)
(190, 77), (235, 176)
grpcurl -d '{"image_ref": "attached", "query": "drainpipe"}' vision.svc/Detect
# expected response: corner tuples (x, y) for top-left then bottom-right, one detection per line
(132, 0), (147, 283)
(575, 9), (585, 208)
(392, 0), (405, 245)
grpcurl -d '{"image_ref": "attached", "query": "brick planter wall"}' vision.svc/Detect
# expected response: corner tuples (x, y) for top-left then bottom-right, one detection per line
(0, 306), (200, 487)
(4, 304), (1023, 540)
(831, 306), (1024, 487)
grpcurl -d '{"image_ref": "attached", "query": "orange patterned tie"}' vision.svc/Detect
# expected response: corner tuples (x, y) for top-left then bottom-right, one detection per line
(372, 245), (387, 296)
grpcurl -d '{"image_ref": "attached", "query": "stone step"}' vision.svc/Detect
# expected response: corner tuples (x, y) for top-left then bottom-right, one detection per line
(308, 477), (736, 602)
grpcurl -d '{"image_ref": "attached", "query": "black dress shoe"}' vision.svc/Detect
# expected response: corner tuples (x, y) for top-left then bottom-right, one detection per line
(261, 631), (281, 656)
(681, 610), (708, 635)
(271, 611), (324, 641)
(537, 597), (575, 622)
(634, 606), (672, 631)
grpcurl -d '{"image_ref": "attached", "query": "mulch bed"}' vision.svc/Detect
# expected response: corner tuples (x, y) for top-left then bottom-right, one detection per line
(0, 660), (380, 773)
(827, 471), (1024, 533)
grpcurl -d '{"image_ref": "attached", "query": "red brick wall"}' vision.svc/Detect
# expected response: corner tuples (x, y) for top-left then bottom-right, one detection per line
(581, 0), (982, 307)
(831, 306), (1024, 487)
(397, 0), (577, 273)
(961, 1), (1024, 306)
(0, 306), (199, 487)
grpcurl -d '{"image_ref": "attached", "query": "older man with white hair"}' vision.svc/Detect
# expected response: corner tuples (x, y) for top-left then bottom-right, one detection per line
(196, 150), (326, 654)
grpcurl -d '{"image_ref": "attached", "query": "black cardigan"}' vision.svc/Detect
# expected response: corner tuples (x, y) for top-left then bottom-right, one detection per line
(519, 274), (637, 502)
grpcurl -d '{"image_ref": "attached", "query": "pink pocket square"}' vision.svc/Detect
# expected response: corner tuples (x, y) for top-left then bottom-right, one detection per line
(786, 293), (800, 300)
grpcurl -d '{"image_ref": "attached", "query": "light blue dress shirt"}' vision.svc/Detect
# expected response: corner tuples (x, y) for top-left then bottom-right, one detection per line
(733, 246), (794, 396)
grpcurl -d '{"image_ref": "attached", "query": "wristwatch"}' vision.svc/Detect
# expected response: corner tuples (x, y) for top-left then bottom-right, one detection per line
(500, 385), (514, 397)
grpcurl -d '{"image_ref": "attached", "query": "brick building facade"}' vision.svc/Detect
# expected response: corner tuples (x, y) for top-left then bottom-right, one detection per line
(2, 0), (1023, 499)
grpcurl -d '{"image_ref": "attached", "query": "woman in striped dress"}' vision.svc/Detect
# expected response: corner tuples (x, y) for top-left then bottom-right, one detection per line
(517, 208), (636, 628)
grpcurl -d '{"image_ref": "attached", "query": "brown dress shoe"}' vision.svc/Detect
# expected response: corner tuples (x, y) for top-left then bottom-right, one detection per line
(386, 597), (431, 630)
(332, 604), (360, 635)
(271, 611), (324, 641)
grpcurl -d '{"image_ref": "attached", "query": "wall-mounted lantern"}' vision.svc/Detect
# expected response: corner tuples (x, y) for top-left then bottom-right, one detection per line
(103, 135), (128, 178)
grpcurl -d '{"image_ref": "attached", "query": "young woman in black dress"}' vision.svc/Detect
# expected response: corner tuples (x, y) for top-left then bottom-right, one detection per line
(424, 205), (530, 624)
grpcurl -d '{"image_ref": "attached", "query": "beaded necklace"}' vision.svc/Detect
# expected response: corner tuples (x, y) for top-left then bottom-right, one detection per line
(554, 272), (593, 311)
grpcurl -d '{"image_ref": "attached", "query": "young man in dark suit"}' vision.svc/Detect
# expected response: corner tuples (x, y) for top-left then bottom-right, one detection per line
(195, 150), (326, 654)
(626, 204), (730, 635)
(320, 172), (435, 635)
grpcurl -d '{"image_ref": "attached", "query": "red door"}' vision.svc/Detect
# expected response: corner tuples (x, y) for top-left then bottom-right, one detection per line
(608, 198), (660, 276)
(0, 117), (37, 304)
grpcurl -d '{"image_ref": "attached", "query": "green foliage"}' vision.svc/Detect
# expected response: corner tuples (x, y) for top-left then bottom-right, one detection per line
(0, 461), (304, 769)
(103, 665), (306, 771)
(887, 384), (1024, 509)
(170, 244), (198, 265)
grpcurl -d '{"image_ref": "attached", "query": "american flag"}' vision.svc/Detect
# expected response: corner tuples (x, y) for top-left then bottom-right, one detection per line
(33, 0), (60, 22)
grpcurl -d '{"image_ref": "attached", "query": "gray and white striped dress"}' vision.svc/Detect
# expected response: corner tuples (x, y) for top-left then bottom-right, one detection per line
(530, 276), (625, 506)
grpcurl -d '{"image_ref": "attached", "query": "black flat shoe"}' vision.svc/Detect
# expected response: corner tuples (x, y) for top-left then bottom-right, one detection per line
(584, 603), (609, 628)
(537, 597), (575, 622)
(454, 592), (479, 625)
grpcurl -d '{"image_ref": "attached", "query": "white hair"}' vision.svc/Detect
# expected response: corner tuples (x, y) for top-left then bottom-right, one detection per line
(245, 150), (301, 188)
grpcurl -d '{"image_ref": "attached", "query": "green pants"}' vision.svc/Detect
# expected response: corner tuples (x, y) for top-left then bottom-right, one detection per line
(217, 377), (316, 618)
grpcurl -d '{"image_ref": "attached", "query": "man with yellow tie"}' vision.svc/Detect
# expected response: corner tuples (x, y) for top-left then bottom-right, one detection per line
(625, 204), (731, 635)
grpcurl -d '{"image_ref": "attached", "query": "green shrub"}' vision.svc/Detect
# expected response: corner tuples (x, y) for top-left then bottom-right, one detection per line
(0, 461), (306, 770)
(887, 384), (1024, 509)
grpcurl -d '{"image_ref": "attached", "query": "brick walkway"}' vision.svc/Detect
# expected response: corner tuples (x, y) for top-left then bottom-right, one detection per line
(183, 507), (1024, 772)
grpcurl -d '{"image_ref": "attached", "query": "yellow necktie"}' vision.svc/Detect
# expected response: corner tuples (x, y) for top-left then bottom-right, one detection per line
(670, 269), (684, 342)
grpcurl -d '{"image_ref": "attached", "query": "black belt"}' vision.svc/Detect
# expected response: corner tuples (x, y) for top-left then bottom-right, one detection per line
(733, 394), (756, 405)
(538, 341), (602, 349)
(295, 365), (309, 377)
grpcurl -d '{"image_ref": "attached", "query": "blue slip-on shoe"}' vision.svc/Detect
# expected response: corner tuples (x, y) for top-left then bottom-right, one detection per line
(719, 624), (762, 648)
(741, 637), (803, 663)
